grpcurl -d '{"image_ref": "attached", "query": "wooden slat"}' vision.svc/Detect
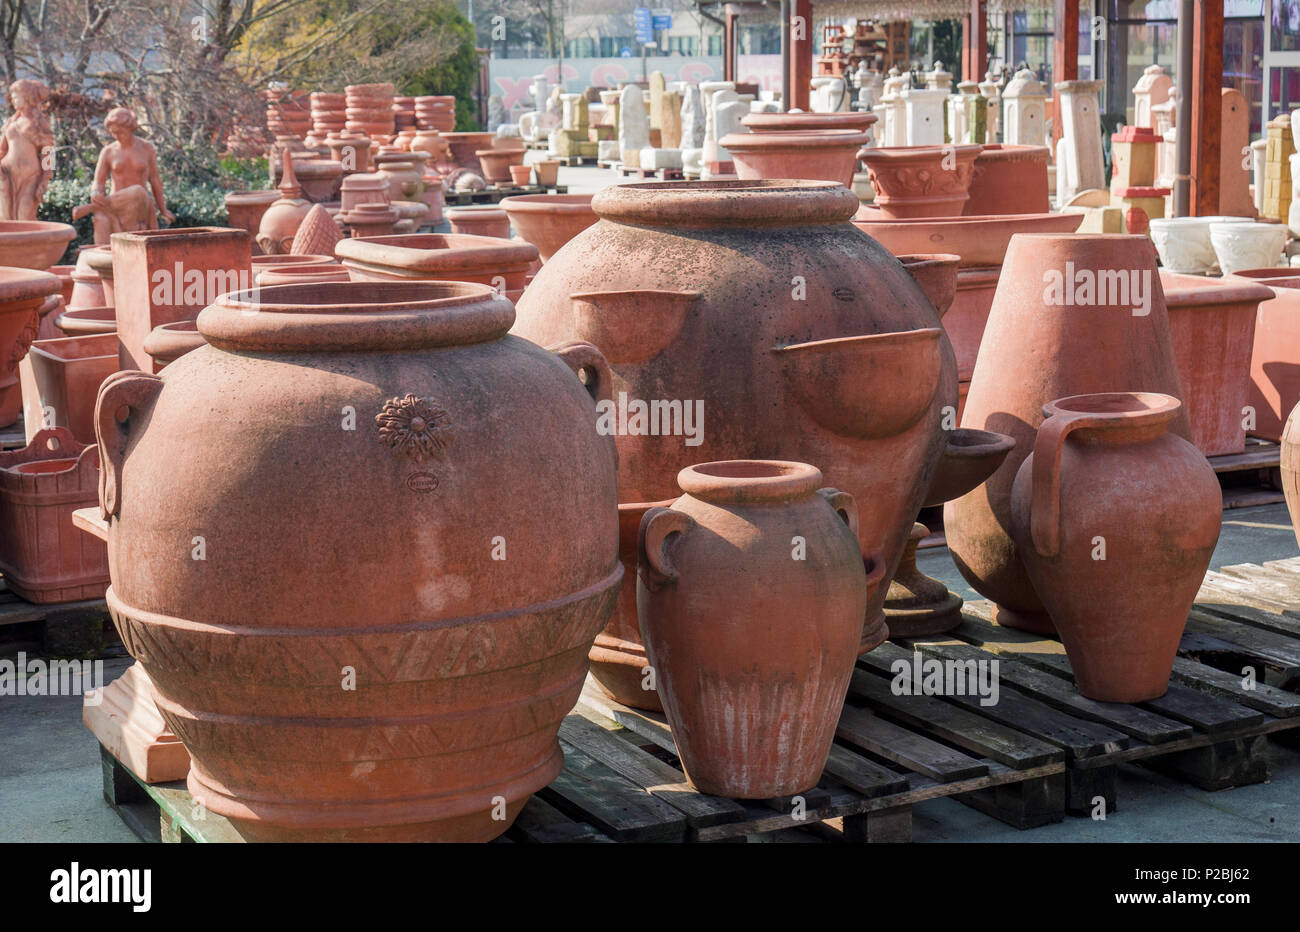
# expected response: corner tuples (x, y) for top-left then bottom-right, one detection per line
(557, 714), (747, 826)
(822, 744), (910, 798)
(1199, 570), (1298, 615)
(509, 796), (614, 844)
(1215, 564), (1300, 609)
(541, 742), (688, 842)
(579, 680), (677, 754)
(1168, 653), (1300, 717)
(836, 704), (988, 781)
(1193, 599), (1300, 639)
(1183, 612), (1300, 675)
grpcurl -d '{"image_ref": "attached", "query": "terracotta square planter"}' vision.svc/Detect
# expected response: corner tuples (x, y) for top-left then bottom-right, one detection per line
(20, 333), (120, 445)
(110, 227), (252, 371)
(1232, 273), (1300, 441)
(0, 429), (108, 603)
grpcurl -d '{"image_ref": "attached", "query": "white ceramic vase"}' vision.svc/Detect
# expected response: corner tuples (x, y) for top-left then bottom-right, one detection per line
(1209, 220), (1289, 275)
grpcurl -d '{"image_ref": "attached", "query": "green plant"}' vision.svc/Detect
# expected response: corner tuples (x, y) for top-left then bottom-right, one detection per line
(399, 4), (481, 131)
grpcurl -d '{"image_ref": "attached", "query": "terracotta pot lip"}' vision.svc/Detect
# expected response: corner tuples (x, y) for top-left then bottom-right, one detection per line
(335, 232), (538, 270)
(226, 189), (281, 203)
(854, 209), (1067, 226)
(593, 180), (859, 228)
(200, 280), (514, 352)
(941, 427), (1016, 458)
(1158, 271), (1273, 307)
(1011, 232), (1151, 245)
(446, 206), (508, 217)
(443, 132), (495, 139)
(898, 253), (961, 269)
(858, 144), (983, 162)
(251, 254), (336, 267)
(0, 267), (61, 304)
(678, 459), (824, 503)
(1042, 391), (1181, 425)
(618, 498), (678, 514)
(721, 129), (871, 150)
(500, 194), (595, 215)
(741, 111), (878, 132)
(1230, 267), (1300, 280)
(975, 144), (1050, 160)
(0, 219), (77, 241)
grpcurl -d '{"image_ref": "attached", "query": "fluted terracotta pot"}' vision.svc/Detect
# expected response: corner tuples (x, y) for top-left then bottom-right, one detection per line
(336, 233), (538, 303)
(514, 180), (959, 653)
(1011, 393), (1220, 701)
(638, 461), (870, 797)
(0, 269), (63, 427)
(721, 129), (871, 188)
(500, 194), (597, 263)
(964, 144), (1051, 216)
(96, 280), (619, 842)
(859, 144), (982, 218)
(946, 234), (1191, 634)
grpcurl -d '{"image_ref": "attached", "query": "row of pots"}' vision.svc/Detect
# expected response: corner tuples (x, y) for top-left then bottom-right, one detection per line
(1150, 215), (1290, 275)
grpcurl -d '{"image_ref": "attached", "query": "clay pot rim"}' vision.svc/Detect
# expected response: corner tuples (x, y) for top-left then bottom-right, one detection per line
(975, 143), (1051, 161)
(677, 459), (824, 504)
(446, 206), (508, 218)
(28, 330), (118, 360)
(0, 266), (61, 304)
(144, 319), (205, 363)
(741, 111), (878, 132)
(1158, 270), (1274, 308)
(592, 180), (859, 228)
(335, 232), (538, 271)
(500, 194), (595, 216)
(0, 219), (77, 247)
(1230, 267), (1300, 281)
(858, 143), (983, 163)
(720, 129), (871, 151)
(443, 132), (495, 140)
(1042, 391), (1181, 426)
(55, 305), (117, 334)
(226, 189), (281, 204)
(256, 265), (353, 286)
(200, 280), (514, 352)
(251, 254), (337, 267)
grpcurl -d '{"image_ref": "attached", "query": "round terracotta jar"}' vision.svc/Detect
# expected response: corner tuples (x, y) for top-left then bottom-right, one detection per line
(142, 319), (205, 371)
(858, 144), (982, 218)
(638, 461), (870, 797)
(513, 180), (959, 653)
(446, 206), (511, 239)
(1010, 393), (1220, 701)
(96, 280), (620, 842)
(373, 152), (425, 202)
(721, 129), (871, 188)
(500, 194), (597, 263)
(964, 144), (1051, 216)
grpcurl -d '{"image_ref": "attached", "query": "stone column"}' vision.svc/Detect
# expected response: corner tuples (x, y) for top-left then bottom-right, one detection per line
(619, 84), (651, 169)
(979, 71), (1002, 143)
(1054, 80), (1106, 204)
(902, 87), (948, 146)
(1219, 88), (1255, 216)
(1001, 68), (1047, 147)
(1132, 64), (1173, 130)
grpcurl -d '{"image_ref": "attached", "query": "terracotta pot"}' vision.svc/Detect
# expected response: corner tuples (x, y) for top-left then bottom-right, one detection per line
(373, 152), (425, 202)
(588, 499), (675, 710)
(721, 129), (871, 188)
(0, 220), (78, 269)
(340, 202), (399, 238)
(255, 264), (352, 286)
(476, 148), (526, 185)
(82, 247), (116, 307)
(509, 164), (533, 186)
(443, 132), (495, 174)
(514, 180), (958, 653)
(225, 190), (281, 249)
(250, 253), (336, 270)
(23, 333), (119, 443)
(1230, 274), (1300, 441)
(56, 305), (116, 336)
(500, 194), (598, 264)
(142, 320), (206, 371)
(851, 208), (1084, 267)
(638, 460), (872, 797)
(1284, 402), (1300, 547)
(0, 269), (62, 428)
(1010, 393), (1220, 701)
(859, 144), (982, 218)
(446, 206), (510, 239)
(945, 234), (1191, 635)
(0, 428), (108, 603)
(68, 247), (108, 310)
(964, 145), (1051, 216)
(741, 110), (878, 137)
(49, 265), (76, 307)
(336, 232), (538, 303)
(1160, 271), (1273, 455)
(534, 159), (561, 188)
(110, 227), (252, 371)
(96, 280), (619, 841)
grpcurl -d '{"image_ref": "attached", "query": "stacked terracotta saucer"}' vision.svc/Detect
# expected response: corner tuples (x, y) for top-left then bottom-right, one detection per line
(393, 95), (417, 131)
(415, 95), (456, 132)
(265, 89), (311, 138)
(345, 82), (395, 138)
(311, 92), (346, 137)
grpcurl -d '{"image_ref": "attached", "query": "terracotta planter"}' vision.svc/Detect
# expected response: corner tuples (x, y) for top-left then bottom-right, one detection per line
(250, 253), (336, 270)
(110, 227), (252, 372)
(1230, 274), (1300, 441)
(1010, 393), (1220, 701)
(22, 333), (119, 443)
(142, 320), (206, 371)
(68, 247), (108, 310)
(638, 461), (870, 797)
(945, 234), (1191, 635)
(963, 144), (1051, 216)
(588, 499), (675, 710)
(852, 208), (1084, 267)
(508, 164), (533, 186)
(475, 148), (526, 185)
(255, 264), (351, 286)
(0, 268), (63, 428)
(0, 220), (77, 269)
(721, 129), (871, 188)
(224, 191), (281, 250)
(56, 305), (116, 336)
(859, 144), (982, 218)
(336, 232), (538, 303)
(534, 159), (561, 187)
(0, 428), (108, 603)
(443, 132), (496, 175)
(514, 180), (958, 653)
(1284, 403), (1300, 547)
(446, 206), (511, 239)
(96, 280), (619, 841)
(1160, 271), (1273, 455)
(741, 110), (878, 137)
(82, 246), (116, 307)
(500, 194), (598, 264)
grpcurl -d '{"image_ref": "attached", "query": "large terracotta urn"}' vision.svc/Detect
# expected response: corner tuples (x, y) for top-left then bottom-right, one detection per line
(637, 461), (869, 797)
(0, 268), (63, 427)
(945, 234), (1191, 634)
(1284, 402), (1300, 547)
(1235, 275), (1300, 441)
(513, 180), (958, 653)
(500, 194), (597, 263)
(1010, 393), (1221, 701)
(95, 280), (620, 841)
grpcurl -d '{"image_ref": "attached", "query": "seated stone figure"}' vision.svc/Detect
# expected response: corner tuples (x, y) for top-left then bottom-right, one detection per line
(74, 107), (173, 243)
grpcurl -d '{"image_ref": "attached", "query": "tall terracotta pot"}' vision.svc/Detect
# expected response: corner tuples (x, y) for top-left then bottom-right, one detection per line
(95, 280), (620, 842)
(1284, 403), (1300, 547)
(513, 180), (959, 653)
(945, 233), (1191, 634)
(1010, 393), (1221, 701)
(637, 461), (870, 797)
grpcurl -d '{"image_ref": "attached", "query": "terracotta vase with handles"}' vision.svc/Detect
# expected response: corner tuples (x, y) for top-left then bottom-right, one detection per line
(1010, 392), (1220, 702)
(638, 461), (871, 797)
(95, 280), (619, 842)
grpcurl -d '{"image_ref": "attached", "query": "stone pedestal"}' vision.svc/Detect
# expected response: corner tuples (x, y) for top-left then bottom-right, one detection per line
(902, 87), (947, 146)
(619, 84), (650, 168)
(1133, 64), (1173, 129)
(648, 71), (666, 132)
(83, 663), (190, 784)
(1263, 114), (1295, 222)
(1002, 68), (1047, 147)
(880, 69), (908, 148)
(980, 72), (1002, 143)
(1152, 93), (1178, 189)
(1252, 138), (1269, 213)
(680, 85), (705, 150)
(704, 90), (747, 177)
(1054, 79), (1106, 204)
(1220, 88), (1255, 217)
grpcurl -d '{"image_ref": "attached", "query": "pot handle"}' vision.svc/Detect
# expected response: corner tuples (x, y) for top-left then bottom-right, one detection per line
(1029, 409), (1101, 558)
(638, 506), (694, 590)
(862, 547), (888, 591)
(550, 339), (613, 408)
(816, 487), (860, 540)
(95, 370), (164, 519)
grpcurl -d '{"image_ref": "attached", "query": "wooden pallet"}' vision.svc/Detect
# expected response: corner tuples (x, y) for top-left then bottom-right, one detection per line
(556, 155), (600, 167)
(1212, 439), (1284, 508)
(443, 185), (568, 207)
(619, 166), (684, 181)
(0, 576), (110, 655)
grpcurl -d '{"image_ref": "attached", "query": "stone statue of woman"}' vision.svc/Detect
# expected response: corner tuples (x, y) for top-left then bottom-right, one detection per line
(0, 79), (54, 221)
(73, 107), (173, 243)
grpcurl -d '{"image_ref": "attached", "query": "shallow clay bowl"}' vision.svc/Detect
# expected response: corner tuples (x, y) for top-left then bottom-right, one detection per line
(852, 208), (1084, 268)
(56, 305), (117, 336)
(0, 220), (78, 269)
(923, 427), (1016, 507)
